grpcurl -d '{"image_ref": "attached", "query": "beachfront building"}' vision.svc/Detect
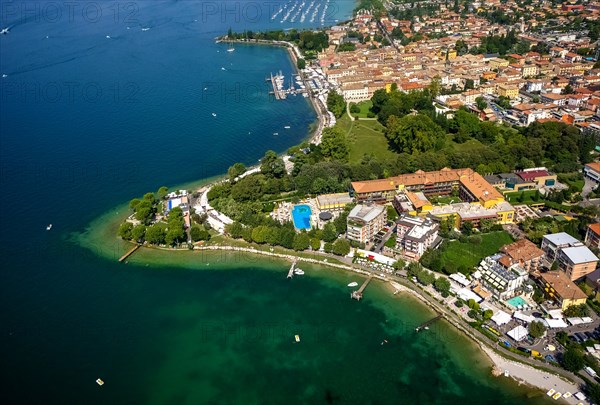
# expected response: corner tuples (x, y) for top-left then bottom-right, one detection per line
(395, 214), (439, 260)
(499, 239), (545, 274)
(540, 271), (587, 311)
(346, 204), (387, 244)
(585, 223), (600, 249)
(478, 255), (529, 300)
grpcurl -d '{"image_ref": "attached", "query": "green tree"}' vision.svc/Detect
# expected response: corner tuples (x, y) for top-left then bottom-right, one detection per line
(434, 277), (451, 294)
(131, 224), (146, 243)
(386, 205), (399, 221)
(228, 162), (247, 180)
(332, 238), (351, 256)
(385, 114), (445, 153)
(190, 225), (210, 242)
(310, 237), (321, 250)
(564, 303), (590, 317)
(292, 232), (311, 251)
(252, 225), (269, 244)
(429, 76), (442, 99)
(145, 224), (166, 245)
(297, 58), (306, 70)
(157, 186), (169, 200)
(461, 221), (474, 235)
(320, 127), (349, 161)
(166, 226), (186, 246)
(475, 96), (487, 111)
(226, 221), (244, 238)
(323, 242), (334, 253)
(129, 198), (141, 210)
(393, 258), (406, 271)
(529, 321), (546, 339)
(483, 309), (493, 320)
(118, 222), (133, 240)
(326, 90), (346, 118)
(561, 346), (585, 372)
(417, 270), (435, 286)
(322, 222), (338, 242)
(260, 150), (286, 178)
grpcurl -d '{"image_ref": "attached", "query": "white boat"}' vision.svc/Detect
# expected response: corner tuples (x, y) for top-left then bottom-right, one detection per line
(347, 282), (358, 287)
(295, 334), (300, 342)
(46, 224), (52, 231)
(141, 27), (150, 31)
(0, 27), (9, 35)
(212, 113), (217, 117)
(273, 132), (279, 136)
(1, 74), (7, 78)
(503, 369), (509, 377)
(105, 35), (111, 39)
(547, 389), (556, 396)
(294, 269), (304, 275)
(563, 392), (572, 398)
(284, 126), (291, 129)
(96, 378), (104, 386)
(221, 67), (226, 71)
(552, 392), (562, 400)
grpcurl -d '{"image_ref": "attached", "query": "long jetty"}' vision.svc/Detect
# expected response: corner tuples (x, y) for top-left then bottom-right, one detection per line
(270, 72), (286, 100)
(415, 314), (443, 332)
(287, 260), (297, 279)
(351, 276), (373, 300)
(119, 244), (140, 262)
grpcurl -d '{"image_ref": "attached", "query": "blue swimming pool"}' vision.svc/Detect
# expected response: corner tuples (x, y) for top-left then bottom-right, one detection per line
(507, 296), (527, 308)
(292, 205), (312, 230)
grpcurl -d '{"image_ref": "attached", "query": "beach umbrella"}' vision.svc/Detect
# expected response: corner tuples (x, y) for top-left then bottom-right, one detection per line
(547, 345), (556, 351)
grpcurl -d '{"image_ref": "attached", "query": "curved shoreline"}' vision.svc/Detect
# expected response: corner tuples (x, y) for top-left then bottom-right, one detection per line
(119, 241), (582, 399)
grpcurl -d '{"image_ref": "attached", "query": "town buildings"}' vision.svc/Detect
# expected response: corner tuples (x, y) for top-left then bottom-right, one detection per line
(540, 271), (587, 311)
(542, 232), (599, 281)
(585, 223), (600, 249)
(499, 239), (545, 273)
(395, 214), (440, 260)
(478, 254), (529, 300)
(346, 204), (387, 243)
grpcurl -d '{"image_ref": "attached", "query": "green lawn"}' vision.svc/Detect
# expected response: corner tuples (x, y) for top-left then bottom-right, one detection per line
(441, 231), (514, 270)
(351, 100), (374, 118)
(504, 190), (542, 205)
(337, 115), (398, 163)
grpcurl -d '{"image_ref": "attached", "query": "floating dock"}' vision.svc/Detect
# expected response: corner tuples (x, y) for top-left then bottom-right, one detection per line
(270, 72), (287, 100)
(351, 276), (373, 300)
(118, 244), (140, 262)
(415, 314), (442, 332)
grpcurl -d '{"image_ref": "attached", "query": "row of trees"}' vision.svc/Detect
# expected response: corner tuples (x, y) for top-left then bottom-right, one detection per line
(118, 206), (199, 246)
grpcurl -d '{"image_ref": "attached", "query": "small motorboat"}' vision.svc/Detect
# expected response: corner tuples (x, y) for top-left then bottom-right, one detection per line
(221, 67), (226, 71)
(212, 113), (217, 117)
(552, 392), (562, 400)
(563, 392), (572, 398)
(295, 335), (300, 342)
(273, 132), (279, 136)
(46, 224), (52, 231)
(547, 389), (556, 397)
(294, 269), (304, 275)
(347, 282), (358, 287)
(503, 369), (509, 377)
(380, 339), (388, 345)
(284, 125), (291, 129)
(96, 378), (104, 386)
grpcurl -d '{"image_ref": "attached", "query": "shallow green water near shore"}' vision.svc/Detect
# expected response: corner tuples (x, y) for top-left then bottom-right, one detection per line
(67, 211), (554, 404)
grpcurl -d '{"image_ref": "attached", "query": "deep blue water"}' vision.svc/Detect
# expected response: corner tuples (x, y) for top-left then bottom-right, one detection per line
(0, 1), (356, 402)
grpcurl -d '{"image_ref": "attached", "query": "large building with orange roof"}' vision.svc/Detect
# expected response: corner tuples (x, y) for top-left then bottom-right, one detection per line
(586, 223), (600, 249)
(351, 167), (503, 208)
(584, 162), (600, 183)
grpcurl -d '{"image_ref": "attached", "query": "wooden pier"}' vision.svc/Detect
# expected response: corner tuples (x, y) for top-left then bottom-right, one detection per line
(287, 260), (297, 279)
(351, 276), (373, 300)
(415, 314), (442, 332)
(270, 72), (287, 100)
(118, 244), (140, 262)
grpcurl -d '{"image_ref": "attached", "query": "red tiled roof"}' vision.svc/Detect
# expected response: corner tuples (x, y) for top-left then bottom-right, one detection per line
(517, 169), (550, 181)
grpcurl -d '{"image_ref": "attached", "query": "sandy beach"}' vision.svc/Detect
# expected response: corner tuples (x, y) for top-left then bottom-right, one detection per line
(483, 347), (586, 404)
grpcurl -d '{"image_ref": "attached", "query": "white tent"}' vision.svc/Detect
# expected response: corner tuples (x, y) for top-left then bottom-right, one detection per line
(457, 287), (483, 303)
(547, 309), (564, 319)
(507, 325), (528, 341)
(491, 310), (512, 326)
(449, 273), (470, 287)
(513, 311), (536, 324)
(545, 318), (568, 328)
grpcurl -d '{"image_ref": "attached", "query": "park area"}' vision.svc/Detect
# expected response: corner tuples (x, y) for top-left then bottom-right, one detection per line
(350, 100), (374, 118)
(336, 115), (397, 163)
(440, 231), (514, 273)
